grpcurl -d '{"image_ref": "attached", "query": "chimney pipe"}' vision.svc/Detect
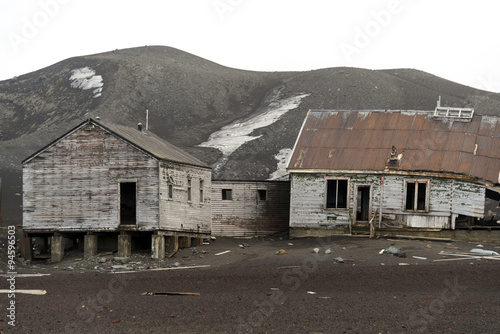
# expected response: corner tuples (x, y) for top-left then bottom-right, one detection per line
(137, 122), (143, 131)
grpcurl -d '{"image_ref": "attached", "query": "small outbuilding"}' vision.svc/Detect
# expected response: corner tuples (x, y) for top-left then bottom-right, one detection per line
(287, 107), (500, 241)
(211, 180), (290, 237)
(22, 118), (211, 262)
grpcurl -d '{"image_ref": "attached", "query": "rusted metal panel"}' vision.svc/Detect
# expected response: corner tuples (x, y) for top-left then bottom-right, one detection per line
(287, 110), (500, 184)
(211, 181), (290, 237)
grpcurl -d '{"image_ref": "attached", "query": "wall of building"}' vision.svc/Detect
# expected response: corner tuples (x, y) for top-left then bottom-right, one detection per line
(212, 181), (290, 237)
(159, 162), (212, 234)
(289, 173), (486, 231)
(23, 125), (160, 231)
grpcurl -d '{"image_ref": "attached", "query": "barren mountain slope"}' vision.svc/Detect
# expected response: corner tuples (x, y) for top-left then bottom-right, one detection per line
(1, 45), (499, 225)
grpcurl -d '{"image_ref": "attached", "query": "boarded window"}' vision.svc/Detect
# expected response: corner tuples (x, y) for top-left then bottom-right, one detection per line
(222, 189), (232, 200)
(326, 179), (348, 209)
(405, 180), (429, 212)
(258, 189), (267, 201)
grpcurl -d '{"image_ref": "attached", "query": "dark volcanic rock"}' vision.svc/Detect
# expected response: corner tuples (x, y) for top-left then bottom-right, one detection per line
(1, 45), (499, 225)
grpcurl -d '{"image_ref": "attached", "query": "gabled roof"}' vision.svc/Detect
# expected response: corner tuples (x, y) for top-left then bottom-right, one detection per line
(287, 110), (500, 185)
(23, 118), (210, 169)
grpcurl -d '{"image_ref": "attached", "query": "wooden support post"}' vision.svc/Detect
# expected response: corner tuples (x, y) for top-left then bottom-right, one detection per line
(151, 234), (165, 260)
(178, 236), (191, 249)
(20, 234), (33, 261)
(118, 233), (131, 258)
(84, 234), (98, 258)
(51, 235), (64, 263)
(165, 235), (178, 254)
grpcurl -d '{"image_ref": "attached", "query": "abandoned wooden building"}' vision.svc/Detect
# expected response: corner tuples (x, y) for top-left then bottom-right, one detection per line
(211, 180), (290, 237)
(287, 108), (500, 240)
(22, 118), (212, 262)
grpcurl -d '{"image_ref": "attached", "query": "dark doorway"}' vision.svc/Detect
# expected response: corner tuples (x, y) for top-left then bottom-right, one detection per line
(356, 186), (371, 221)
(120, 182), (136, 225)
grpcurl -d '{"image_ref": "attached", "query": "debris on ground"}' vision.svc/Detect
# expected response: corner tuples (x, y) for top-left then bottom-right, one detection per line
(313, 248), (320, 254)
(470, 248), (499, 256)
(215, 250), (230, 256)
(335, 257), (344, 263)
(142, 292), (200, 296)
(383, 245), (407, 258)
(412, 256), (427, 260)
(275, 249), (286, 255)
(325, 249), (332, 254)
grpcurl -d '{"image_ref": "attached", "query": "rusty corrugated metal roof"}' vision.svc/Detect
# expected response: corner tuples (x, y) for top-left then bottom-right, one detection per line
(288, 110), (500, 185)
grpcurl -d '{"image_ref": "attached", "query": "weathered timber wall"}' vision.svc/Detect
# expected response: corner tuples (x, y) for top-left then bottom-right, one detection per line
(211, 181), (290, 237)
(23, 125), (159, 231)
(290, 173), (486, 231)
(159, 162), (211, 234)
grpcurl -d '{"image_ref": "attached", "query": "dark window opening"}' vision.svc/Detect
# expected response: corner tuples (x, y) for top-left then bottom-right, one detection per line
(120, 182), (136, 225)
(326, 179), (348, 209)
(258, 189), (267, 201)
(168, 184), (173, 199)
(405, 180), (428, 212)
(187, 179), (192, 202)
(200, 180), (204, 203)
(222, 189), (232, 200)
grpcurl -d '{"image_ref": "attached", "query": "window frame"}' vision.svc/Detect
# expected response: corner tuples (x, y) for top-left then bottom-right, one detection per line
(325, 177), (350, 209)
(222, 189), (232, 201)
(258, 189), (268, 201)
(404, 179), (430, 212)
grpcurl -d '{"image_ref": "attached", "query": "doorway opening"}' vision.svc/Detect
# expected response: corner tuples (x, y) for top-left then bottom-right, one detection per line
(120, 182), (136, 225)
(356, 185), (371, 222)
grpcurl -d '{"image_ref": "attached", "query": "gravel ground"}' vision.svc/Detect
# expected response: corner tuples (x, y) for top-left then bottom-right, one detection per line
(1, 234), (500, 333)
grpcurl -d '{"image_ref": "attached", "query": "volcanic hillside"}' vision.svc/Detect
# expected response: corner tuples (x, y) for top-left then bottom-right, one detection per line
(1, 45), (499, 225)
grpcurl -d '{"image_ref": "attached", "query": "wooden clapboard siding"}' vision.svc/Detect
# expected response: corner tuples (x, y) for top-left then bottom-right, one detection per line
(159, 162), (212, 234)
(289, 172), (486, 230)
(211, 181), (290, 237)
(23, 125), (160, 231)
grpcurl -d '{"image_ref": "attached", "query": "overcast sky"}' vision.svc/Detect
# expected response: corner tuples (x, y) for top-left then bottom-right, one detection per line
(2, 0), (499, 92)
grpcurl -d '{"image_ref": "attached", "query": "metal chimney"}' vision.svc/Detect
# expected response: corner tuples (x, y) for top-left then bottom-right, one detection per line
(137, 122), (143, 131)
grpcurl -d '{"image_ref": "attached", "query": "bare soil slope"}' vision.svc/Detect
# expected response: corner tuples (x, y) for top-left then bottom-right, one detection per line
(1, 46), (499, 225)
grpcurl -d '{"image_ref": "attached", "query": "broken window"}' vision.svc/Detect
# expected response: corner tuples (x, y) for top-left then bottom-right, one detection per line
(326, 179), (348, 209)
(258, 189), (267, 201)
(405, 180), (429, 212)
(222, 189), (232, 200)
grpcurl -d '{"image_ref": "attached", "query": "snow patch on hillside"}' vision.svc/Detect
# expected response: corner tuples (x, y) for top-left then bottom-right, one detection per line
(199, 90), (309, 176)
(69, 67), (103, 98)
(268, 148), (292, 180)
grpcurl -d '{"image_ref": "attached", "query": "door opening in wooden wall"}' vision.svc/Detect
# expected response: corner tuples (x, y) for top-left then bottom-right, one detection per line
(120, 182), (137, 225)
(356, 186), (371, 222)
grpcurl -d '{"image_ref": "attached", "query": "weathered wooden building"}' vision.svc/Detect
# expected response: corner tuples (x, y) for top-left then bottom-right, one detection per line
(211, 180), (290, 237)
(287, 108), (500, 239)
(22, 118), (211, 262)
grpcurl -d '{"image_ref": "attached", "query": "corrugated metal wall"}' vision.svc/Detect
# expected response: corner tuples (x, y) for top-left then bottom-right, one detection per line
(212, 181), (290, 237)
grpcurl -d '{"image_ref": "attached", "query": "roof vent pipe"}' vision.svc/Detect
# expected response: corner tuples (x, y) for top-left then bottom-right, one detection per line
(137, 122), (143, 131)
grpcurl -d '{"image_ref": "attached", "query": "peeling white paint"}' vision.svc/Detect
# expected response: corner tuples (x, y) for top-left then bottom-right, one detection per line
(69, 67), (103, 98)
